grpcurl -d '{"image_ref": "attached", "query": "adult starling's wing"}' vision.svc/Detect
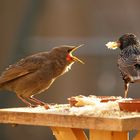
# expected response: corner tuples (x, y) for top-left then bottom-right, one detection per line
(118, 54), (140, 81)
(0, 53), (48, 85)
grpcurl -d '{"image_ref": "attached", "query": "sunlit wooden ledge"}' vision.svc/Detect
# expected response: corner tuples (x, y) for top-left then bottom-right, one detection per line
(0, 107), (139, 140)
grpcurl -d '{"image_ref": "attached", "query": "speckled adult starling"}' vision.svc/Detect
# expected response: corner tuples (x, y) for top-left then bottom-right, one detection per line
(106, 33), (140, 98)
(0, 45), (84, 107)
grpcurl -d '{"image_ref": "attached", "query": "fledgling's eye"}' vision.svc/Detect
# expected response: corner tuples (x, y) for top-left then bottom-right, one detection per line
(67, 49), (71, 53)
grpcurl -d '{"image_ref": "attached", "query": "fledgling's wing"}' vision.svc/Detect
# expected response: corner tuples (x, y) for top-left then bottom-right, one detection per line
(0, 52), (48, 85)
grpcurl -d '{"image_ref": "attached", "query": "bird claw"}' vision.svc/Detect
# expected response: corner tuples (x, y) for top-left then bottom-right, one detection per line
(29, 104), (38, 108)
(123, 75), (132, 83)
(44, 104), (50, 109)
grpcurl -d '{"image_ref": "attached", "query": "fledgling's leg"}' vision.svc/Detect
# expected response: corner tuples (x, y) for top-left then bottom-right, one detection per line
(28, 96), (46, 106)
(17, 95), (36, 107)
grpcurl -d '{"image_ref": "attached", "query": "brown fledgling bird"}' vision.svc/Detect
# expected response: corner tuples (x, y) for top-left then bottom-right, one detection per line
(106, 33), (140, 98)
(0, 45), (84, 107)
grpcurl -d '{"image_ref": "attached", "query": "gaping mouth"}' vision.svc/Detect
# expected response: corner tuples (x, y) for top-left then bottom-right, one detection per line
(69, 44), (85, 64)
(106, 41), (120, 50)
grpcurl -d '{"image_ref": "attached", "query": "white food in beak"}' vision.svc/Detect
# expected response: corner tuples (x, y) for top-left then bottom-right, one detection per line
(106, 42), (119, 50)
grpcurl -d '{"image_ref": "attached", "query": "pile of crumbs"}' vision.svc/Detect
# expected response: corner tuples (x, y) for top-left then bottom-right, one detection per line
(22, 95), (140, 118)
(10, 95), (140, 118)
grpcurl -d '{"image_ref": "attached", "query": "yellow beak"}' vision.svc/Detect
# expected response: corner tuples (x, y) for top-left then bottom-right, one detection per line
(70, 44), (85, 64)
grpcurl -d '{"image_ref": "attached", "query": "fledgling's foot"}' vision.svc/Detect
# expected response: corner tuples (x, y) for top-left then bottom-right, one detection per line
(29, 104), (38, 108)
(44, 104), (50, 109)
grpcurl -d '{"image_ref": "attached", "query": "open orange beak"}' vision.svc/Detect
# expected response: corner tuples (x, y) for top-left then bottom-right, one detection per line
(70, 44), (85, 64)
(106, 41), (121, 50)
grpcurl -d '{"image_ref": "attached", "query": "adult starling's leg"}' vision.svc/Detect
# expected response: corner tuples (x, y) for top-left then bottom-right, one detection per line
(17, 95), (36, 107)
(28, 96), (46, 106)
(124, 82), (129, 98)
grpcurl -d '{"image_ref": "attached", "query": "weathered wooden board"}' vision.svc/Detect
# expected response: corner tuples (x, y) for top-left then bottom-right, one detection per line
(89, 129), (129, 140)
(0, 107), (139, 131)
(51, 127), (88, 140)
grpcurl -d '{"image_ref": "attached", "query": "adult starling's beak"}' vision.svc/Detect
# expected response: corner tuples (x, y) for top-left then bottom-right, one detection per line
(70, 44), (85, 64)
(106, 41), (120, 50)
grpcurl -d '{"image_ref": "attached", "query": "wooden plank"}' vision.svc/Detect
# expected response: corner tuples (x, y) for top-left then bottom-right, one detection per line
(133, 131), (140, 140)
(51, 127), (65, 140)
(71, 128), (88, 140)
(90, 129), (111, 140)
(51, 127), (88, 140)
(90, 129), (129, 140)
(0, 108), (139, 131)
(112, 131), (129, 140)
(121, 117), (140, 131)
(0, 110), (122, 131)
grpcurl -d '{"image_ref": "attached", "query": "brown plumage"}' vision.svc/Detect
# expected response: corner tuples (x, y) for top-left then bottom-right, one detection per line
(0, 45), (84, 107)
(106, 33), (140, 98)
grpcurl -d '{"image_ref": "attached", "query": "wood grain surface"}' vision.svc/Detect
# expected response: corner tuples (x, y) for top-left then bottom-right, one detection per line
(0, 107), (139, 131)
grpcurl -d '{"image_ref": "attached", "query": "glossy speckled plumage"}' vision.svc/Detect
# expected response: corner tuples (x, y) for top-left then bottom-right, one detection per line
(117, 33), (140, 97)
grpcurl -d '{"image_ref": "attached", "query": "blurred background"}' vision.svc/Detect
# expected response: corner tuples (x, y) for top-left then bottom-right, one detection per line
(0, 0), (140, 139)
